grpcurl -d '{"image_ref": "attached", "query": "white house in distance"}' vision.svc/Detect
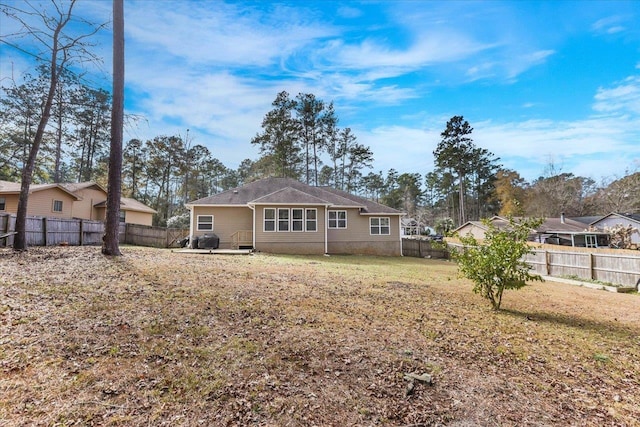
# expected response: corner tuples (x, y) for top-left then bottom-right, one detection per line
(590, 213), (640, 247)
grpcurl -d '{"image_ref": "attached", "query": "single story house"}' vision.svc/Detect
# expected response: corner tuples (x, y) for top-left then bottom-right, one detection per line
(590, 212), (640, 247)
(0, 180), (156, 226)
(454, 214), (610, 248)
(185, 177), (404, 256)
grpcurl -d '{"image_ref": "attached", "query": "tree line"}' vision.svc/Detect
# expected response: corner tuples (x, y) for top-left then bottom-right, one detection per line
(2, 75), (639, 229)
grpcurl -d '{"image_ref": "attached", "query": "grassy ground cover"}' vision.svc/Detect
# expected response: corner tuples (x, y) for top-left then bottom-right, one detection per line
(1, 246), (638, 426)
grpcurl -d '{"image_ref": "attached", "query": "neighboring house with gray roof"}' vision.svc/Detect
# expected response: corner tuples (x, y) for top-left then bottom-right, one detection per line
(185, 177), (404, 255)
(454, 214), (610, 248)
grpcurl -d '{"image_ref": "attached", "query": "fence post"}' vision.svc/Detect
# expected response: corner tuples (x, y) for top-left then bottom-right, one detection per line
(43, 217), (48, 246)
(1, 214), (7, 247)
(545, 251), (550, 275)
(589, 253), (594, 281)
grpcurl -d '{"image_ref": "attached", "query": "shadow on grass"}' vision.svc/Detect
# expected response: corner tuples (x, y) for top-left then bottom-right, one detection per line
(500, 307), (638, 338)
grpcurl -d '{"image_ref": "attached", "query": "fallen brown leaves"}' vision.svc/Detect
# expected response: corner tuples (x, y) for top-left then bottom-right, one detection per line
(1, 246), (639, 426)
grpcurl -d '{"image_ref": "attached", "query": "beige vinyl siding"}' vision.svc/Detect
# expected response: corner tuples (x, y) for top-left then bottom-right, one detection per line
(327, 209), (400, 242)
(455, 224), (487, 240)
(70, 187), (106, 220)
(124, 210), (153, 226)
(327, 210), (401, 255)
(254, 205), (326, 253)
(191, 206), (253, 249)
(27, 189), (76, 218)
(0, 194), (19, 213)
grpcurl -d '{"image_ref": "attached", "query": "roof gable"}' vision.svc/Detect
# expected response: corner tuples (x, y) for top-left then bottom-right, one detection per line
(250, 187), (331, 205)
(591, 212), (640, 226)
(60, 181), (107, 194)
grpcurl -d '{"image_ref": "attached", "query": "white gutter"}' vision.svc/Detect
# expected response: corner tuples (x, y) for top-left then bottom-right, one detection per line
(399, 214), (404, 256)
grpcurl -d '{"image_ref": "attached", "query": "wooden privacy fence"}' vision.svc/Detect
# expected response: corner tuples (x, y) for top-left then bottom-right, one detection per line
(402, 238), (449, 259)
(0, 213), (103, 247)
(525, 249), (640, 288)
(121, 224), (189, 248)
(1, 213), (187, 249)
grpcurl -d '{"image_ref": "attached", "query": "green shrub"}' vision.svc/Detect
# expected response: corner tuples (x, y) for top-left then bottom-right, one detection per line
(453, 217), (543, 310)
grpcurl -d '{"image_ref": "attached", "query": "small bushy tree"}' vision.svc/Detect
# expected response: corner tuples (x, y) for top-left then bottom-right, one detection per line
(606, 224), (639, 249)
(453, 217), (543, 310)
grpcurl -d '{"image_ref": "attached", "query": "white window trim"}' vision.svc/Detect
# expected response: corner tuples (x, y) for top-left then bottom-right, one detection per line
(328, 210), (347, 229)
(278, 208), (290, 232)
(52, 200), (63, 212)
(370, 217), (391, 235)
(197, 215), (214, 231)
(264, 208), (276, 232)
(305, 208), (317, 232)
(292, 208), (304, 232)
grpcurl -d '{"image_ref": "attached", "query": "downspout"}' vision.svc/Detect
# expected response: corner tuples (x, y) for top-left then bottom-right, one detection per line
(399, 215), (404, 256)
(324, 205), (328, 254)
(248, 204), (256, 250)
(187, 205), (193, 239)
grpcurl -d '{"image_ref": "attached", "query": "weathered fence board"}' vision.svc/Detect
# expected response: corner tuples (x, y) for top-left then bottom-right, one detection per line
(524, 249), (640, 287)
(1, 213), (104, 247)
(123, 224), (189, 248)
(422, 240), (639, 288)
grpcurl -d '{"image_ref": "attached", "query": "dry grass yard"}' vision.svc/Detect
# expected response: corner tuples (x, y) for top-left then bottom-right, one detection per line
(1, 246), (639, 426)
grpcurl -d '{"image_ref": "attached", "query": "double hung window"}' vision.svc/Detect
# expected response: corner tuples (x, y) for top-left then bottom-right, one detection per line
(197, 215), (213, 231)
(328, 210), (347, 229)
(370, 217), (390, 235)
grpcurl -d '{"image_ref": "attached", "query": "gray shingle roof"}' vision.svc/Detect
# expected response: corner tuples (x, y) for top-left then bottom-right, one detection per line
(187, 177), (402, 215)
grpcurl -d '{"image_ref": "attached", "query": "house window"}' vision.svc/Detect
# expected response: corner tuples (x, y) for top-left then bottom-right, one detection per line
(292, 208), (304, 232)
(52, 200), (63, 212)
(264, 208), (276, 232)
(0, 197), (5, 211)
(370, 217), (390, 235)
(306, 208), (317, 232)
(119, 210), (126, 223)
(197, 215), (213, 231)
(328, 210), (347, 229)
(278, 208), (289, 231)
(585, 234), (597, 248)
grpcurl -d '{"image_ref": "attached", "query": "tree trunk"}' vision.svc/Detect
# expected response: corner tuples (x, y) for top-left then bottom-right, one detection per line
(13, 21), (65, 251)
(102, 0), (124, 256)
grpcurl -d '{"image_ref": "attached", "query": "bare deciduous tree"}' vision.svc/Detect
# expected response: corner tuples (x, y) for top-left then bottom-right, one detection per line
(1, 0), (106, 250)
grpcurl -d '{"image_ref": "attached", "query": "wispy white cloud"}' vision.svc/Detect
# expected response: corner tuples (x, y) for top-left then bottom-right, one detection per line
(593, 75), (640, 115)
(592, 15), (627, 35)
(125, 1), (336, 68)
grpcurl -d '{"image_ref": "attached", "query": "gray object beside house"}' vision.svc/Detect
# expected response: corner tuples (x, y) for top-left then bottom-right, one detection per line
(185, 177), (404, 255)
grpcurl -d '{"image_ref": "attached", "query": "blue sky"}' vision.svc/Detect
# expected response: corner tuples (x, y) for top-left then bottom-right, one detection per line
(1, 0), (639, 183)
